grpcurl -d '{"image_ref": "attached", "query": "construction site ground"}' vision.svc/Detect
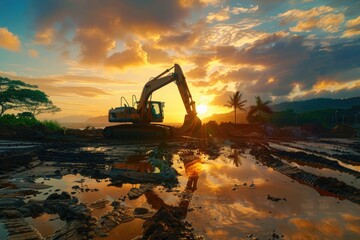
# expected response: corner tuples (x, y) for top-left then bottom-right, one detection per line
(0, 125), (359, 240)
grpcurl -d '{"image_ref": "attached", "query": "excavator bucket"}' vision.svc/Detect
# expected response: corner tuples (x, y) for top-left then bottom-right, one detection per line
(179, 114), (202, 135)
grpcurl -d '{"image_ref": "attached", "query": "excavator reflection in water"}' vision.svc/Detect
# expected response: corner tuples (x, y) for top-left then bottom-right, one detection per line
(145, 155), (202, 218)
(112, 151), (202, 218)
(103, 64), (202, 138)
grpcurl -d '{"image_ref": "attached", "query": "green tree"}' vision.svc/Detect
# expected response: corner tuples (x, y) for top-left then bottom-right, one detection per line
(247, 96), (273, 124)
(0, 77), (61, 116)
(224, 91), (247, 124)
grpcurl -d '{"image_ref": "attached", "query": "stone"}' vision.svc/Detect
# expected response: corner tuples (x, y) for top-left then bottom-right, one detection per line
(46, 193), (61, 200)
(134, 207), (149, 215)
(0, 209), (22, 218)
(111, 200), (121, 207)
(26, 203), (44, 217)
(89, 199), (110, 209)
(60, 191), (71, 200)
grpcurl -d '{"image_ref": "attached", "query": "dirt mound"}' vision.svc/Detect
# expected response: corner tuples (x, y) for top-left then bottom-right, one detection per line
(188, 121), (264, 139)
(142, 206), (203, 240)
(331, 124), (356, 138)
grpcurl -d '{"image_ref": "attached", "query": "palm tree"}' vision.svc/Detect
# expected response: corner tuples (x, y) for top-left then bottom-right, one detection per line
(247, 96), (273, 124)
(224, 91), (247, 124)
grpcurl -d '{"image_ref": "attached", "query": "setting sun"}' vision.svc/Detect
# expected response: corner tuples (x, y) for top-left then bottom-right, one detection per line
(197, 104), (208, 116)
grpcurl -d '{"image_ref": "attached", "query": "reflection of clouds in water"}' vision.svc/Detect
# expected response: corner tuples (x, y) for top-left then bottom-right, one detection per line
(26, 214), (65, 238)
(186, 152), (360, 239)
(346, 223), (360, 234)
(290, 218), (343, 239)
(342, 213), (360, 234)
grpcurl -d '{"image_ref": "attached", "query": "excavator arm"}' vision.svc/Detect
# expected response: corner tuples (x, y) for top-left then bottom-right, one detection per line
(137, 64), (201, 133)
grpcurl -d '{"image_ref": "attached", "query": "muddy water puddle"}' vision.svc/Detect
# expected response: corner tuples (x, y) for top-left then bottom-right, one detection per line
(25, 214), (65, 238)
(1, 139), (360, 239)
(182, 149), (360, 239)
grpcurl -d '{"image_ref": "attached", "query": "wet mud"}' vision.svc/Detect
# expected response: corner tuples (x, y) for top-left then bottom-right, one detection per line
(0, 136), (359, 239)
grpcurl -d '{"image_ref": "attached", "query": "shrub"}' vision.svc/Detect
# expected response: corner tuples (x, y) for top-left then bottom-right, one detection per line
(42, 120), (64, 132)
(0, 114), (40, 127)
(0, 114), (64, 133)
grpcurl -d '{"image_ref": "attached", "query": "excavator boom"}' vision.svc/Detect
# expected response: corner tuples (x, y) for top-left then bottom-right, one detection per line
(104, 64), (201, 138)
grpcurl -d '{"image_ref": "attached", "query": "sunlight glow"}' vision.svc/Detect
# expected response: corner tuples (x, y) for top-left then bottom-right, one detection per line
(197, 104), (208, 116)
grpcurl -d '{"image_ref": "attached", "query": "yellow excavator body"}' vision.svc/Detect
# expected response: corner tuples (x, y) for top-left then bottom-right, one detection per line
(103, 64), (201, 138)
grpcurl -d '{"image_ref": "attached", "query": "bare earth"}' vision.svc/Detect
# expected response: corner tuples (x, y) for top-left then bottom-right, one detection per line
(0, 135), (359, 240)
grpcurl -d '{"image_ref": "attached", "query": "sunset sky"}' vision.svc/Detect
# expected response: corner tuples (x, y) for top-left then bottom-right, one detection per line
(1, 0), (360, 123)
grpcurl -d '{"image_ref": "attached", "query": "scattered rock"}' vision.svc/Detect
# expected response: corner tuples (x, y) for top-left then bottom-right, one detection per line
(0, 197), (25, 209)
(267, 195), (287, 202)
(134, 207), (149, 215)
(127, 183), (156, 200)
(95, 205), (134, 236)
(142, 206), (204, 240)
(0, 209), (22, 218)
(1, 217), (43, 240)
(89, 199), (110, 209)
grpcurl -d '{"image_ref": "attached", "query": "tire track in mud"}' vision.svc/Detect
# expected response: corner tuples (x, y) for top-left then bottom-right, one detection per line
(275, 141), (360, 167)
(267, 147), (360, 179)
(318, 139), (360, 156)
(250, 142), (360, 205)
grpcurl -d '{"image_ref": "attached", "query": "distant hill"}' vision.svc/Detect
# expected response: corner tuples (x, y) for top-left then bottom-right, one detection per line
(56, 115), (91, 123)
(271, 97), (360, 113)
(86, 115), (108, 123)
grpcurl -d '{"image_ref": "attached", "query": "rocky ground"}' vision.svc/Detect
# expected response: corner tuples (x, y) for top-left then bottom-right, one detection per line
(0, 126), (360, 239)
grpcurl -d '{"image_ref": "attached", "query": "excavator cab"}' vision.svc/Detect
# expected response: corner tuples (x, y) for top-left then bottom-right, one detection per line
(108, 99), (164, 123)
(148, 101), (164, 122)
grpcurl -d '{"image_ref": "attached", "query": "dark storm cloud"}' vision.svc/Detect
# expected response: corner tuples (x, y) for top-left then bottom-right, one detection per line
(293, 84), (360, 101)
(30, 0), (190, 65)
(215, 33), (360, 96)
(327, 0), (360, 17)
(31, 0), (188, 33)
(215, 68), (262, 83)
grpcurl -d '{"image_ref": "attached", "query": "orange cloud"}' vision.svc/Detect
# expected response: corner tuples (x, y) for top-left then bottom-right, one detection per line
(142, 44), (173, 64)
(74, 28), (116, 65)
(0, 72), (112, 98)
(0, 27), (21, 51)
(290, 14), (344, 32)
(34, 28), (55, 45)
(179, 0), (223, 8)
(105, 39), (147, 70)
(231, 5), (259, 14)
(346, 16), (360, 28)
(157, 31), (199, 50)
(55, 86), (109, 97)
(30, 1), (192, 67)
(210, 89), (235, 106)
(200, 20), (264, 47)
(28, 49), (39, 58)
(207, 5), (259, 23)
(207, 7), (230, 23)
(279, 6), (344, 33)
(343, 16), (360, 37)
(186, 67), (207, 79)
(279, 6), (333, 25)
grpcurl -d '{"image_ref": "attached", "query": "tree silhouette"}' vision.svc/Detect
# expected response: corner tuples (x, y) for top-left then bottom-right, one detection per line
(0, 77), (61, 116)
(224, 91), (247, 124)
(247, 96), (273, 124)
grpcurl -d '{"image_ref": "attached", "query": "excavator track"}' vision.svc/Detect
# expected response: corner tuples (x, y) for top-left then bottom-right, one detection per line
(103, 124), (174, 139)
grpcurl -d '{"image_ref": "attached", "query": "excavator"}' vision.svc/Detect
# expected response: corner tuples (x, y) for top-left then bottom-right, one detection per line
(103, 64), (202, 138)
